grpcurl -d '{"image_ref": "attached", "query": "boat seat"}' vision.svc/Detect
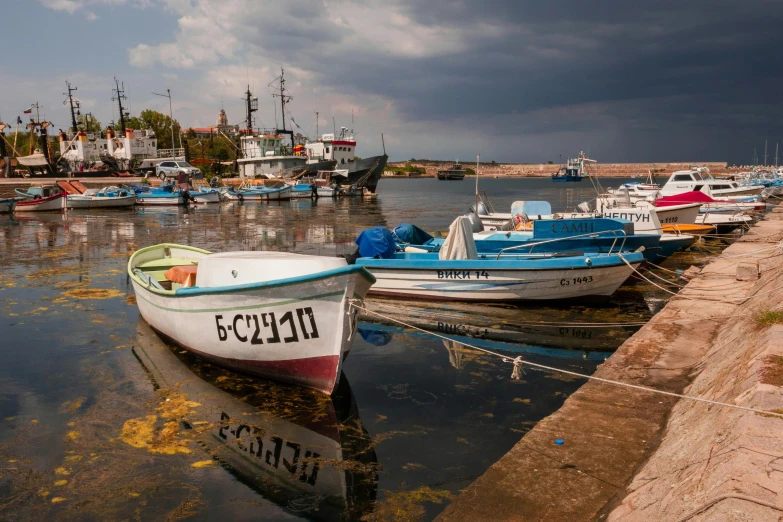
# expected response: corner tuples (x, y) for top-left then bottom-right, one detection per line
(164, 265), (198, 288)
(133, 268), (166, 291)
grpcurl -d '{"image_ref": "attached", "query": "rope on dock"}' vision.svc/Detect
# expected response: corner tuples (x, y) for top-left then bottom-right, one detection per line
(617, 253), (783, 303)
(351, 303), (783, 419)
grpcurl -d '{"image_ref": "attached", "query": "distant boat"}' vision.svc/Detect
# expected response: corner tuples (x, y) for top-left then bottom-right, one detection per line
(14, 192), (66, 212)
(437, 161), (466, 180)
(552, 151), (595, 182)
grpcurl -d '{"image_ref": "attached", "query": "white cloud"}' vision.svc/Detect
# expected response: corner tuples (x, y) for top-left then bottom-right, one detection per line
(39, 0), (129, 15)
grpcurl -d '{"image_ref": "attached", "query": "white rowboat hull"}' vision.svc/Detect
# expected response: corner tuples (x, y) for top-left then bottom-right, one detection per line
(14, 194), (66, 212)
(67, 195), (137, 208)
(131, 267), (373, 394)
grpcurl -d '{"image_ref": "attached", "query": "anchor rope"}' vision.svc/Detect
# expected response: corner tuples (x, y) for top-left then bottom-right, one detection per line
(351, 303), (783, 419)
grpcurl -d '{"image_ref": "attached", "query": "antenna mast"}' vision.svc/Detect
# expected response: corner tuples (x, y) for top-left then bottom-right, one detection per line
(244, 85), (258, 134)
(315, 110), (319, 138)
(271, 68), (294, 147)
(112, 77), (127, 133)
(64, 81), (80, 133)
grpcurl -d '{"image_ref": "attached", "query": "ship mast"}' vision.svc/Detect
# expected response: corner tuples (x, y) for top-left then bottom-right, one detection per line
(64, 81), (80, 133)
(244, 85), (257, 134)
(112, 77), (127, 133)
(271, 68), (294, 148)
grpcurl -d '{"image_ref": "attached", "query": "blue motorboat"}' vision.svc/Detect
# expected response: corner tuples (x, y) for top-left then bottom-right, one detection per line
(394, 218), (663, 262)
(354, 220), (644, 302)
(226, 184), (292, 201)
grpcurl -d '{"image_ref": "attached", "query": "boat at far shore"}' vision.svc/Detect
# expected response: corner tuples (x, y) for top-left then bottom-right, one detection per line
(437, 162), (466, 180)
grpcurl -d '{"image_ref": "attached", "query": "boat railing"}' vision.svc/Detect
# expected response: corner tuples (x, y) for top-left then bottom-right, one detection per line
(494, 229), (628, 260)
(157, 148), (185, 159)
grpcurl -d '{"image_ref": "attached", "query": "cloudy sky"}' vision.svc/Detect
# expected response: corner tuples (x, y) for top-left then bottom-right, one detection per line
(2, 0), (782, 164)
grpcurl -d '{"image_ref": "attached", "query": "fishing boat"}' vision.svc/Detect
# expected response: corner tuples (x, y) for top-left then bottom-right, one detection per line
(14, 192), (66, 212)
(437, 161), (466, 180)
(0, 199), (16, 214)
(304, 128), (388, 193)
(653, 191), (765, 212)
(225, 183), (292, 201)
(135, 182), (189, 205)
(395, 218), (665, 262)
(65, 185), (137, 209)
(187, 188), (222, 204)
(14, 185), (61, 200)
(128, 244), (375, 394)
(354, 219), (643, 302)
(474, 197), (697, 259)
(551, 151), (595, 182)
(134, 318), (378, 520)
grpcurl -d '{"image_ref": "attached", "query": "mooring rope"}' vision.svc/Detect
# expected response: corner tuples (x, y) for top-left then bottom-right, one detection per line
(617, 253), (783, 303)
(351, 303), (783, 419)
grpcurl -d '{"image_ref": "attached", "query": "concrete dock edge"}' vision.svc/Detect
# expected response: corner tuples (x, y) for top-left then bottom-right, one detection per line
(437, 207), (783, 521)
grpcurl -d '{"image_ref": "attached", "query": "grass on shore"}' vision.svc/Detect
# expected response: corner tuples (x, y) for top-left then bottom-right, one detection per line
(753, 309), (783, 329)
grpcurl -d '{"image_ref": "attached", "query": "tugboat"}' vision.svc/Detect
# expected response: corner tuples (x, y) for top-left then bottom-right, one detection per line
(551, 151), (596, 182)
(437, 161), (466, 180)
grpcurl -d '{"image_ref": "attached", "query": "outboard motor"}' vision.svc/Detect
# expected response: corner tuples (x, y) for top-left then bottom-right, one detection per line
(462, 211), (484, 233)
(470, 201), (490, 216)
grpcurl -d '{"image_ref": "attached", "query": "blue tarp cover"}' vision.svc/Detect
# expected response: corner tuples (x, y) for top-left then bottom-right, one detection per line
(393, 223), (434, 245)
(355, 227), (397, 258)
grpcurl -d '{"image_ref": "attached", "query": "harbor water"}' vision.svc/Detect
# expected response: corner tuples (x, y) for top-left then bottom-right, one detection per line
(0, 178), (726, 520)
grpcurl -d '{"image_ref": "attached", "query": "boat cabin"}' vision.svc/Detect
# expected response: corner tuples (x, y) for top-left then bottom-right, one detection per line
(238, 134), (306, 178)
(304, 129), (356, 166)
(58, 129), (184, 170)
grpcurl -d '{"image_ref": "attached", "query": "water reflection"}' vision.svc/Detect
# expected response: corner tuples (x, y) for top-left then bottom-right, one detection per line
(134, 318), (379, 521)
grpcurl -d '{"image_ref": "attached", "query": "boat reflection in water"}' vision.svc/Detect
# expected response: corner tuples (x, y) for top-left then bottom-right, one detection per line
(134, 318), (378, 521)
(357, 322), (614, 364)
(358, 297), (641, 353)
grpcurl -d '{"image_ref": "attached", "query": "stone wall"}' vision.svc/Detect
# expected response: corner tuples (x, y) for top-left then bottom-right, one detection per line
(387, 161), (732, 178)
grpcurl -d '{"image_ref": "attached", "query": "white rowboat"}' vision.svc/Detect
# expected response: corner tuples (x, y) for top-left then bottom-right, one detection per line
(128, 244), (375, 394)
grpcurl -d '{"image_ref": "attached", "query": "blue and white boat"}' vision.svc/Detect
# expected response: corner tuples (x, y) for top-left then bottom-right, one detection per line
(395, 218), (664, 262)
(226, 183), (292, 201)
(551, 151), (595, 182)
(354, 219), (643, 302)
(475, 198), (696, 260)
(135, 182), (188, 206)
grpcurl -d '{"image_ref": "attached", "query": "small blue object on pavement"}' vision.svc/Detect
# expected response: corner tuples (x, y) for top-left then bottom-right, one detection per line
(555, 439), (564, 445)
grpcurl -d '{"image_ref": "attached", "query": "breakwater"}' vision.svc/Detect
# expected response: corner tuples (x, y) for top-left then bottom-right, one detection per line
(386, 161), (731, 179)
(438, 207), (783, 521)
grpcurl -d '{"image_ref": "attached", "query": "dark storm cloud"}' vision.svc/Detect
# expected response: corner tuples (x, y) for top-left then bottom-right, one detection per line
(280, 0), (782, 161)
